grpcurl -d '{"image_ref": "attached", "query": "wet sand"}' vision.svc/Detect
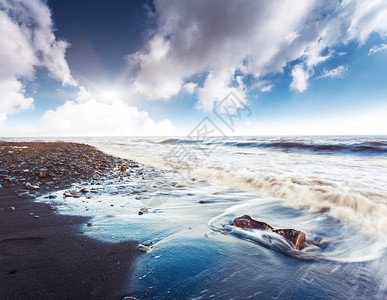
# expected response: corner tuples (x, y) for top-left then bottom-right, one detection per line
(0, 142), (140, 299)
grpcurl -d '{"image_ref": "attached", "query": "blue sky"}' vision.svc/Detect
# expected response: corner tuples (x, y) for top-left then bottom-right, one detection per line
(0, 0), (386, 136)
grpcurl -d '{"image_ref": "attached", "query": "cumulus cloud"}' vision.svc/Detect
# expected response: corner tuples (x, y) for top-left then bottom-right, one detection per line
(182, 82), (197, 94)
(290, 64), (310, 92)
(368, 43), (387, 55)
(41, 87), (173, 136)
(128, 0), (387, 110)
(0, 0), (76, 123)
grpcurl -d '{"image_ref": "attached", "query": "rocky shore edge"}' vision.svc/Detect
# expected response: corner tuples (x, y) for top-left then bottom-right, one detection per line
(0, 141), (141, 299)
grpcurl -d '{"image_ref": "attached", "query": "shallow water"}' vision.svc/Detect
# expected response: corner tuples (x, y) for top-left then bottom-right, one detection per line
(27, 135), (387, 298)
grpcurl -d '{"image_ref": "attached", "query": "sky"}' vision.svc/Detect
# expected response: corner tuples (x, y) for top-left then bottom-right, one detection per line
(0, 0), (387, 137)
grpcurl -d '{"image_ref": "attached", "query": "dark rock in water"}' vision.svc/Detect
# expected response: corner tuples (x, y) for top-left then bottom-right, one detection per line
(273, 229), (306, 250)
(233, 215), (306, 250)
(233, 215), (273, 230)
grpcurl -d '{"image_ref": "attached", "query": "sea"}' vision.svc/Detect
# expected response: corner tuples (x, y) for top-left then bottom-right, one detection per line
(10, 136), (387, 299)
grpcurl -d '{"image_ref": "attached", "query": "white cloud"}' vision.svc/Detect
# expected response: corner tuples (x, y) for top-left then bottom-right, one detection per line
(182, 82), (197, 94)
(260, 85), (273, 93)
(318, 65), (348, 79)
(40, 87), (173, 136)
(128, 0), (387, 109)
(0, 0), (76, 123)
(368, 43), (387, 55)
(290, 64), (310, 92)
(0, 78), (34, 123)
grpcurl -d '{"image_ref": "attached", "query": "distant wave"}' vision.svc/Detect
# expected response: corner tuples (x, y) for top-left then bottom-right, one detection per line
(156, 138), (203, 144)
(223, 140), (387, 155)
(152, 138), (387, 155)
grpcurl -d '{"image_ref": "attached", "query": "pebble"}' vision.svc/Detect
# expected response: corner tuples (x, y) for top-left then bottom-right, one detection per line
(25, 182), (39, 190)
(6, 206), (16, 210)
(138, 244), (149, 252)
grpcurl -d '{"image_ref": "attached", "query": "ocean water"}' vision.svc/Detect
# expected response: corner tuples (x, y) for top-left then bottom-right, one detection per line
(28, 136), (387, 298)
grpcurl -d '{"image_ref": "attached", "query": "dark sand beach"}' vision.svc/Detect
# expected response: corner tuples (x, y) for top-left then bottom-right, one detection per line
(0, 142), (140, 299)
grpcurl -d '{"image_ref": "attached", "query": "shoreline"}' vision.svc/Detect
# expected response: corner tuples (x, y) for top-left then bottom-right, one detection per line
(0, 141), (140, 299)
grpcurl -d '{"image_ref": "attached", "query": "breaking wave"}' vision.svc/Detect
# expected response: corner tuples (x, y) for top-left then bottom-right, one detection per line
(209, 200), (387, 262)
(192, 167), (387, 238)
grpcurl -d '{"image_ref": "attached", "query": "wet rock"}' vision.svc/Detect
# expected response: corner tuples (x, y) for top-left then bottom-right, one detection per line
(122, 297), (138, 300)
(25, 182), (39, 190)
(138, 244), (149, 252)
(18, 192), (30, 197)
(120, 166), (127, 172)
(199, 200), (214, 204)
(233, 215), (273, 230)
(233, 215), (307, 250)
(273, 229), (306, 250)
(6, 206), (16, 210)
(38, 168), (50, 178)
(0, 184), (2, 189)
(70, 190), (79, 196)
(79, 188), (88, 194)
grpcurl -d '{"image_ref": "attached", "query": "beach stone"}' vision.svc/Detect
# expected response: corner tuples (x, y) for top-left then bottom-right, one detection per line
(233, 215), (307, 250)
(233, 215), (273, 230)
(38, 168), (50, 178)
(25, 182), (39, 190)
(18, 192), (30, 197)
(122, 297), (138, 300)
(138, 244), (149, 252)
(273, 229), (306, 250)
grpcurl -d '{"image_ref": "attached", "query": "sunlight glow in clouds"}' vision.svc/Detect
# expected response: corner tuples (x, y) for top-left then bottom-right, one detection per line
(129, 0), (387, 108)
(0, 0), (173, 136)
(41, 87), (173, 136)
